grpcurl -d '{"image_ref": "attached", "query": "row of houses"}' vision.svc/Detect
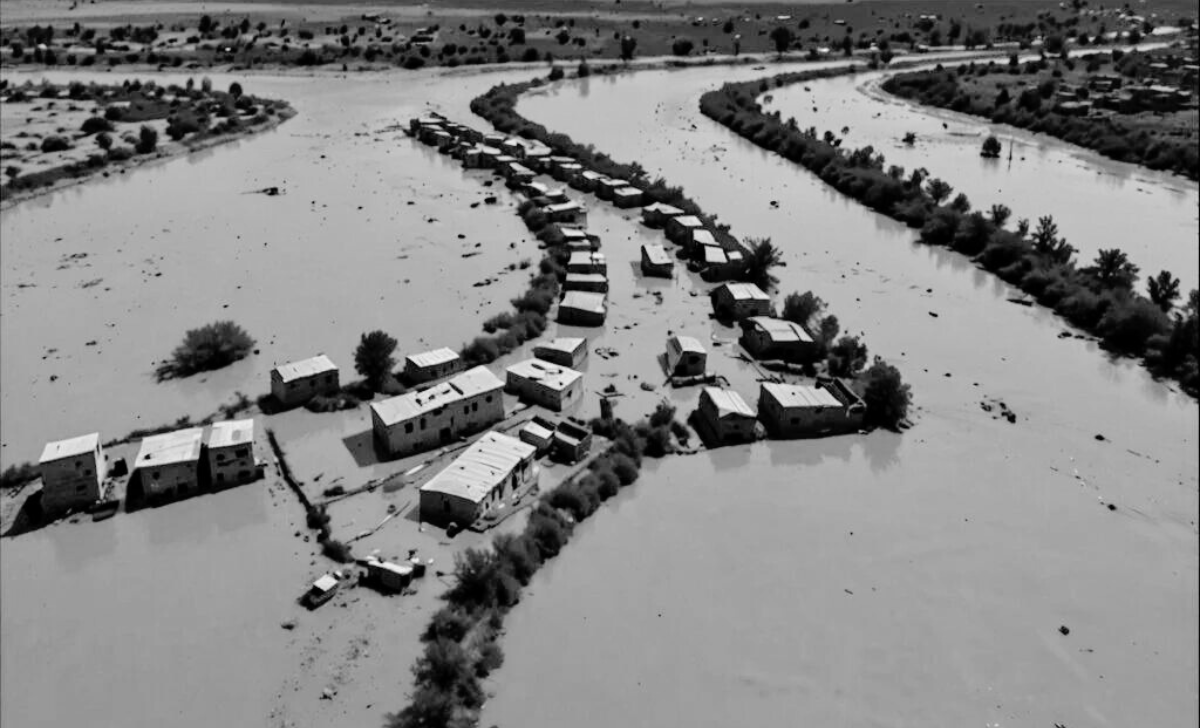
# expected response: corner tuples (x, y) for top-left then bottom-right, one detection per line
(36, 418), (263, 514)
(696, 378), (866, 445)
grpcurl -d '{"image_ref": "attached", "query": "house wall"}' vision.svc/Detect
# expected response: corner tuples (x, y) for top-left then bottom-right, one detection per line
(419, 455), (536, 527)
(740, 329), (821, 363)
(40, 448), (105, 513)
(713, 291), (771, 320)
(697, 396), (756, 444)
(558, 306), (605, 327)
(548, 209), (588, 227)
(272, 370), (339, 406)
(139, 460), (200, 500)
(405, 358), (465, 385)
(760, 392), (864, 438)
(375, 388), (505, 458)
(507, 373), (582, 412)
(208, 444), (256, 490)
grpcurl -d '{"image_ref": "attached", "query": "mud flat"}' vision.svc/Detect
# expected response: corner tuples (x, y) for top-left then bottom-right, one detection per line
(472, 63), (1198, 726)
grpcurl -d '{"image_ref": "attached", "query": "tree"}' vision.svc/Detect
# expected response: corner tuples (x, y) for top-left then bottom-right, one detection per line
(354, 330), (398, 390)
(988, 204), (1012, 229)
(769, 26), (793, 55)
(819, 315), (840, 346)
(199, 14), (213, 35)
(135, 125), (158, 154)
(782, 291), (824, 326)
(980, 135), (1002, 158)
(862, 357), (911, 429)
(201, 76), (213, 93)
(741, 237), (783, 289)
(1147, 270), (1181, 312)
(671, 37), (694, 56)
(1031, 215), (1058, 250)
(828, 335), (868, 377)
(619, 34), (637, 62)
(159, 320), (255, 380)
(1089, 248), (1139, 289)
(949, 192), (971, 213)
(95, 131), (113, 150)
(228, 81), (243, 98)
(926, 178), (953, 205)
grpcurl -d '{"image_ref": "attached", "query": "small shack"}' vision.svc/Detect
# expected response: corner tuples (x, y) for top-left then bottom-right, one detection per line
(666, 215), (705, 246)
(567, 251), (607, 275)
(758, 379), (865, 438)
(364, 559), (414, 593)
(594, 178), (628, 201)
(545, 201), (588, 227)
(419, 431), (537, 528)
(519, 417), (556, 454)
(551, 419), (593, 463)
(271, 354), (339, 407)
(404, 347), (465, 384)
(533, 337), (588, 369)
(666, 335), (708, 377)
(564, 272), (609, 293)
(641, 202), (684, 228)
(553, 162), (584, 183)
(503, 162), (536, 187)
(641, 244), (675, 278)
(572, 170), (608, 193)
(612, 187), (645, 209)
(740, 317), (820, 363)
(506, 358), (584, 412)
(696, 387), (757, 445)
(558, 291), (607, 326)
(710, 283), (772, 321)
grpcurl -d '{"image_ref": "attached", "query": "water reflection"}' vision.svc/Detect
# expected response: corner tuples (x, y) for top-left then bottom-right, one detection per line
(50, 520), (118, 572)
(212, 485), (269, 534)
(861, 430), (902, 473)
(708, 443), (752, 473)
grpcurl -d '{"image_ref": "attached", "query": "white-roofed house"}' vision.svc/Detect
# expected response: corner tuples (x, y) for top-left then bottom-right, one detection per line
(38, 432), (106, 514)
(710, 282), (772, 321)
(740, 316), (821, 363)
(133, 427), (205, 502)
(505, 358), (584, 412)
(533, 337), (588, 369)
(553, 162), (584, 183)
(370, 366), (505, 458)
(563, 272), (609, 293)
(758, 378), (865, 438)
(612, 186), (645, 209)
(688, 229), (719, 255)
(696, 387), (758, 445)
(403, 347), (465, 385)
(557, 291), (607, 327)
(641, 202), (684, 228)
(665, 215), (704, 245)
(271, 354), (339, 407)
(206, 419), (260, 490)
(665, 335), (707, 377)
(641, 244), (674, 278)
(544, 200), (588, 227)
(566, 251), (606, 275)
(594, 177), (628, 201)
(419, 431), (538, 528)
(572, 169), (608, 193)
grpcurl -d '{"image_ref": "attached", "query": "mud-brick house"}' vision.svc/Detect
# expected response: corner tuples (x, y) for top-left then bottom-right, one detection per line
(572, 170), (608, 193)
(370, 366), (505, 458)
(546, 155), (577, 175)
(544, 200), (588, 227)
(665, 215), (705, 246)
(641, 244), (675, 277)
(553, 162), (584, 183)
(132, 427), (204, 502)
(558, 291), (608, 326)
(757, 378), (866, 438)
(206, 419), (260, 490)
(419, 431), (538, 528)
(740, 316), (821, 363)
(710, 283), (771, 321)
(38, 432), (106, 514)
(533, 337), (588, 369)
(564, 272), (609, 294)
(505, 358), (584, 412)
(271, 355), (339, 407)
(404, 348), (465, 385)
(612, 186), (645, 209)
(696, 387), (758, 445)
(557, 226), (601, 251)
(666, 335), (707, 377)
(566, 251), (607, 275)
(641, 202), (684, 228)
(502, 162), (536, 187)
(409, 115), (445, 135)
(594, 177), (628, 201)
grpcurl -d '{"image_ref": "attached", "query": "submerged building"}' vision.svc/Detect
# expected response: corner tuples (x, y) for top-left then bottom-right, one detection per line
(38, 432), (106, 514)
(371, 366), (505, 458)
(506, 358), (585, 412)
(757, 378), (866, 438)
(418, 431), (538, 528)
(132, 427), (205, 501)
(271, 355), (339, 407)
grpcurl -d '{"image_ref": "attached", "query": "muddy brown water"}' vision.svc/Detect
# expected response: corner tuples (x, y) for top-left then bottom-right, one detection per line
(1, 58), (1196, 728)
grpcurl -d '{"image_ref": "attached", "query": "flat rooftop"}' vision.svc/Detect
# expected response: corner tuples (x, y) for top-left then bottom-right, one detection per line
(208, 419), (254, 450)
(761, 383), (841, 409)
(372, 366), (503, 425)
(274, 354), (337, 383)
(420, 431), (536, 505)
(135, 427), (204, 469)
(39, 432), (100, 464)
(507, 358), (583, 392)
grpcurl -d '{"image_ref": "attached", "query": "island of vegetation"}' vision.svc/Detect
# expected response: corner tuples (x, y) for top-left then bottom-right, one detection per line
(0, 77), (295, 204)
(882, 45), (1200, 180)
(699, 66), (1199, 397)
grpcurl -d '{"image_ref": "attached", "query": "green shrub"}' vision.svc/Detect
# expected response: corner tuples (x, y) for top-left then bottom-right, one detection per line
(321, 538), (352, 563)
(157, 320), (255, 380)
(1, 462), (39, 490)
(80, 116), (113, 134)
(40, 135), (71, 152)
(862, 357), (911, 429)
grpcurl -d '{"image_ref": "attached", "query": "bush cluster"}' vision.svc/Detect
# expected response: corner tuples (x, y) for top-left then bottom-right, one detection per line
(156, 320), (255, 381)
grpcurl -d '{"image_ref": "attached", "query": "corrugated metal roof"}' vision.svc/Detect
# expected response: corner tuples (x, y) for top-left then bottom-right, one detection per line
(134, 427), (204, 468)
(720, 283), (770, 302)
(420, 431), (536, 504)
(692, 230), (717, 246)
(208, 419), (254, 450)
(642, 244), (672, 265)
(559, 291), (607, 314)
(702, 387), (756, 418)
(274, 354), (337, 383)
(372, 366), (502, 425)
(507, 358), (583, 392)
(39, 432), (100, 464)
(761, 383), (841, 409)
(406, 347), (460, 370)
(746, 316), (813, 343)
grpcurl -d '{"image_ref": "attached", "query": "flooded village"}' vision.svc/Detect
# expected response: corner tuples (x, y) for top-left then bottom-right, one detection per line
(2, 1), (1198, 727)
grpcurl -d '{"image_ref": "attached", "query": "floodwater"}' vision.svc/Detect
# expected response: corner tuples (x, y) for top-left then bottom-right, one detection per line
(481, 64), (1200, 726)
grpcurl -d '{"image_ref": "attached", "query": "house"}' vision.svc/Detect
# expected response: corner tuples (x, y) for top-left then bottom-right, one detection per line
(557, 226), (601, 250)
(132, 427), (204, 502)
(364, 559), (414, 593)
(558, 291), (607, 326)
(641, 244), (674, 277)
(740, 316), (821, 363)
(474, 145), (503, 168)
(519, 417), (556, 454)
(431, 130), (454, 152)
(566, 250), (606, 275)
(271, 355), (339, 407)
(757, 378), (866, 438)
(690, 229), (718, 254)
(701, 248), (744, 282)
(612, 187), (645, 209)
(1089, 74), (1121, 92)
(483, 132), (507, 147)
(410, 115), (445, 134)
(594, 178), (628, 201)
(404, 347), (464, 384)
(544, 200), (588, 227)
(522, 181), (551, 199)
(417, 124), (445, 144)
(710, 283), (771, 321)
(533, 337), (588, 368)
(370, 366), (505, 458)
(666, 335), (707, 377)
(38, 432), (106, 514)
(564, 272), (609, 293)
(502, 162), (536, 187)
(552, 162), (583, 182)
(696, 387), (757, 444)
(304, 574), (340, 608)
(206, 419), (260, 490)
(572, 169), (608, 193)
(523, 146), (551, 171)
(419, 431), (538, 528)
(666, 215), (705, 245)
(500, 137), (527, 157)
(641, 202), (684, 227)
(506, 358), (584, 412)
(547, 156), (577, 175)
(698, 243), (727, 268)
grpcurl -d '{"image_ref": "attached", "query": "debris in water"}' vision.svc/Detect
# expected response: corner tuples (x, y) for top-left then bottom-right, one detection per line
(1059, 625), (1070, 636)
(1094, 434), (1105, 441)
(281, 620), (297, 630)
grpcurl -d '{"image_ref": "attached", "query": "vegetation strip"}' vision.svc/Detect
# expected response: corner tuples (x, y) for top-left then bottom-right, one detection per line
(699, 66), (1199, 397)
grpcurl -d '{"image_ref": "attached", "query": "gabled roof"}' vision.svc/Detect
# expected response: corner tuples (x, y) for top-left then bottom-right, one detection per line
(745, 316), (813, 343)
(135, 428), (204, 469)
(507, 358), (583, 392)
(642, 244), (672, 265)
(39, 432), (100, 464)
(559, 291), (607, 314)
(761, 383), (841, 409)
(208, 419), (254, 450)
(406, 347), (460, 370)
(420, 431), (536, 504)
(371, 366), (503, 425)
(274, 355), (337, 383)
(718, 283), (770, 302)
(702, 387), (756, 419)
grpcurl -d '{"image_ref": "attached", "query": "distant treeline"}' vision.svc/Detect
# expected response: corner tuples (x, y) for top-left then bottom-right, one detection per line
(700, 68), (1199, 397)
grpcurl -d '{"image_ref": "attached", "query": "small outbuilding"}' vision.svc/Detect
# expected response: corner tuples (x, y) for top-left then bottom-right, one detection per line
(612, 186), (645, 208)
(271, 355), (339, 407)
(404, 348), (465, 384)
(133, 427), (205, 502)
(419, 431), (538, 528)
(665, 335), (707, 377)
(544, 201), (588, 227)
(533, 337), (588, 369)
(641, 244), (675, 277)
(564, 272), (609, 293)
(567, 251), (607, 275)
(666, 215), (705, 245)
(364, 559), (414, 593)
(38, 432), (106, 515)
(506, 358), (585, 412)
(696, 387), (758, 445)
(740, 316), (820, 363)
(558, 291), (607, 326)
(641, 202), (684, 228)
(710, 283), (772, 321)
(757, 379), (866, 438)
(519, 417), (556, 454)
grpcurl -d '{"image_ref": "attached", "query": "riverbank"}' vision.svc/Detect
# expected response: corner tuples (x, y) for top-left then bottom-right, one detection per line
(699, 65), (1199, 397)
